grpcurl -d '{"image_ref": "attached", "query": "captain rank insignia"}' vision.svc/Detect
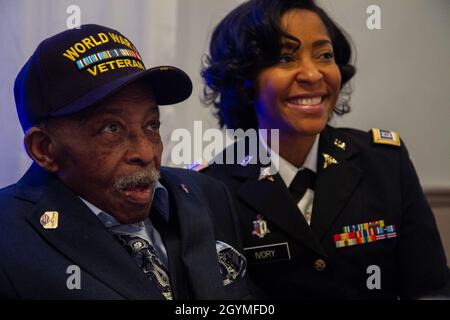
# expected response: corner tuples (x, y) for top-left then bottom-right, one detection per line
(371, 128), (401, 147)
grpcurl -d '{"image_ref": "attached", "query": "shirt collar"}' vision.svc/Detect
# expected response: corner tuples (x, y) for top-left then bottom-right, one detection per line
(259, 132), (319, 187)
(79, 180), (169, 229)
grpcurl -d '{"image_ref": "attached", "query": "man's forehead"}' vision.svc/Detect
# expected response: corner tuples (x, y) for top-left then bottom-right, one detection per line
(55, 83), (159, 124)
(97, 103), (159, 115)
(87, 93), (159, 118)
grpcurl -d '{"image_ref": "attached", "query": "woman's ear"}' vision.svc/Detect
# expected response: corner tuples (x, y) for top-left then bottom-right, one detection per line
(24, 127), (60, 173)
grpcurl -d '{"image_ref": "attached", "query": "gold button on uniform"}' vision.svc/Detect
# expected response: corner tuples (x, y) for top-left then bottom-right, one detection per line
(314, 259), (326, 271)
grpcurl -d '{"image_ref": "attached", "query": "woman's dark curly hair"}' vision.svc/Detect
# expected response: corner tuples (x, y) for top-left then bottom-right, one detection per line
(201, 0), (356, 130)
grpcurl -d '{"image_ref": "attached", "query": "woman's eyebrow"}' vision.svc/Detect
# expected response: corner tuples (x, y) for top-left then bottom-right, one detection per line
(312, 39), (332, 49)
(281, 41), (300, 53)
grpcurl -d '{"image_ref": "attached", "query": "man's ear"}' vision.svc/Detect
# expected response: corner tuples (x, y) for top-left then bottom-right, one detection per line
(24, 127), (60, 173)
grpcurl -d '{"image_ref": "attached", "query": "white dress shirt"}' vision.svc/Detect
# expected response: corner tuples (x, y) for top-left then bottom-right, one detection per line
(79, 181), (169, 267)
(260, 133), (320, 225)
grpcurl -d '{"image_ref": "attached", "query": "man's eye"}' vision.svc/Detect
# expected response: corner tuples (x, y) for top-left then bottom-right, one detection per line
(103, 123), (121, 134)
(147, 122), (160, 132)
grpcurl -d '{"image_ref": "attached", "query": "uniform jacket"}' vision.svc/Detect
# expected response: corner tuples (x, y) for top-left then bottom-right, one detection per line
(202, 125), (450, 299)
(0, 164), (250, 300)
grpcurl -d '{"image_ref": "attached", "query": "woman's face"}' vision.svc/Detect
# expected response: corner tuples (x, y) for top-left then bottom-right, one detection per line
(256, 9), (341, 138)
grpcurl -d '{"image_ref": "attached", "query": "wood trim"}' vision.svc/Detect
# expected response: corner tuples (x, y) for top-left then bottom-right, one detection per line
(425, 189), (450, 208)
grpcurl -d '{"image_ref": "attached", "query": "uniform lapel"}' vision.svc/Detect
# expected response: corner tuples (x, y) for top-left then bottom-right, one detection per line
(160, 167), (226, 299)
(229, 159), (326, 257)
(310, 126), (362, 240)
(17, 165), (164, 300)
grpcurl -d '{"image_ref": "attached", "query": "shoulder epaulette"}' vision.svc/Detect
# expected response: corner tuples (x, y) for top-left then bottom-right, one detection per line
(371, 128), (401, 147)
(185, 160), (209, 172)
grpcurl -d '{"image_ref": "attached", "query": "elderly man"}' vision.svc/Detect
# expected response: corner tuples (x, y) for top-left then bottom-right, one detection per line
(0, 24), (249, 300)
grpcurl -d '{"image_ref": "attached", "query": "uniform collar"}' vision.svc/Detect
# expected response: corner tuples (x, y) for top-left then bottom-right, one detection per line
(259, 132), (319, 187)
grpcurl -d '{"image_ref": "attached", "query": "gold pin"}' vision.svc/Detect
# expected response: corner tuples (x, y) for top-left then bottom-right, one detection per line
(180, 184), (189, 194)
(334, 139), (346, 150)
(258, 167), (274, 182)
(40, 211), (59, 229)
(322, 153), (338, 169)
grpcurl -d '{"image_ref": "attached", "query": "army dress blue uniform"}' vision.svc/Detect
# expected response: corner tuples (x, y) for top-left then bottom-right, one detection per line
(199, 125), (450, 299)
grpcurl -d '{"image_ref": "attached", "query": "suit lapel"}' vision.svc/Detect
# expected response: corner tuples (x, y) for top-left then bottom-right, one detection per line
(310, 126), (362, 240)
(150, 205), (188, 300)
(160, 168), (225, 299)
(17, 165), (164, 300)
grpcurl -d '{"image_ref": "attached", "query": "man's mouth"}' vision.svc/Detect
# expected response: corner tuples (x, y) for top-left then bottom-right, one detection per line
(113, 168), (160, 205)
(120, 183), (153, 204)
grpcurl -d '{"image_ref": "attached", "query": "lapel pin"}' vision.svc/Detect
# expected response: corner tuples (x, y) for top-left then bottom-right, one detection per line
(240, 155), (253, 167)
(334, 139), (346, 150)
(252, 215), (271, 238)
(322, 153), (338, 169)
(258, 167), (274, 182)
(40, 211), (59, 229)
(180, 184), (189, 194)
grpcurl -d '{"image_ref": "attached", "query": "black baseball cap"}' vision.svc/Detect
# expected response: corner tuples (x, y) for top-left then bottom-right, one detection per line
(14, 24), (193, 131)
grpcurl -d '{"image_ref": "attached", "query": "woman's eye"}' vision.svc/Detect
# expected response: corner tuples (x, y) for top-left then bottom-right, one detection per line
(103, 123), (121, 134)
(319, 51), (334, 60)
(278, 54), (295, 64)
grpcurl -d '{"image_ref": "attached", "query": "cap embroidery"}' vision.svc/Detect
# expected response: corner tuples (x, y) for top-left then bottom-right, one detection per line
(75, 48), (143, 70)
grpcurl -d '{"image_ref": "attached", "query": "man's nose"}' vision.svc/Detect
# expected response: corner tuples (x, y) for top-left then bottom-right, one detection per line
(294, 58), (324, 86)
(125, 132), (157, 166)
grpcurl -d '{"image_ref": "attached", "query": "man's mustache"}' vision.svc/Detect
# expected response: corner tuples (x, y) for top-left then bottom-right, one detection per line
(113, 168), (160, 191)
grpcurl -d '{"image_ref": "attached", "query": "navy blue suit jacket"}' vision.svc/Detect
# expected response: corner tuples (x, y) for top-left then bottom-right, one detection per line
(0, 164), (250, 300)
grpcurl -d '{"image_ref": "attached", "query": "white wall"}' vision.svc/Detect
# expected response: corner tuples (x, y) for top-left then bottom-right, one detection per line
(0, 0), (449, 189)
(318, 0), (450, 189)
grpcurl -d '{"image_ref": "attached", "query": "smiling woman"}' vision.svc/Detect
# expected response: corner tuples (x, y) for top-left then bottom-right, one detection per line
(198, 0), (450, 299)
(255, 9), (342, 167)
